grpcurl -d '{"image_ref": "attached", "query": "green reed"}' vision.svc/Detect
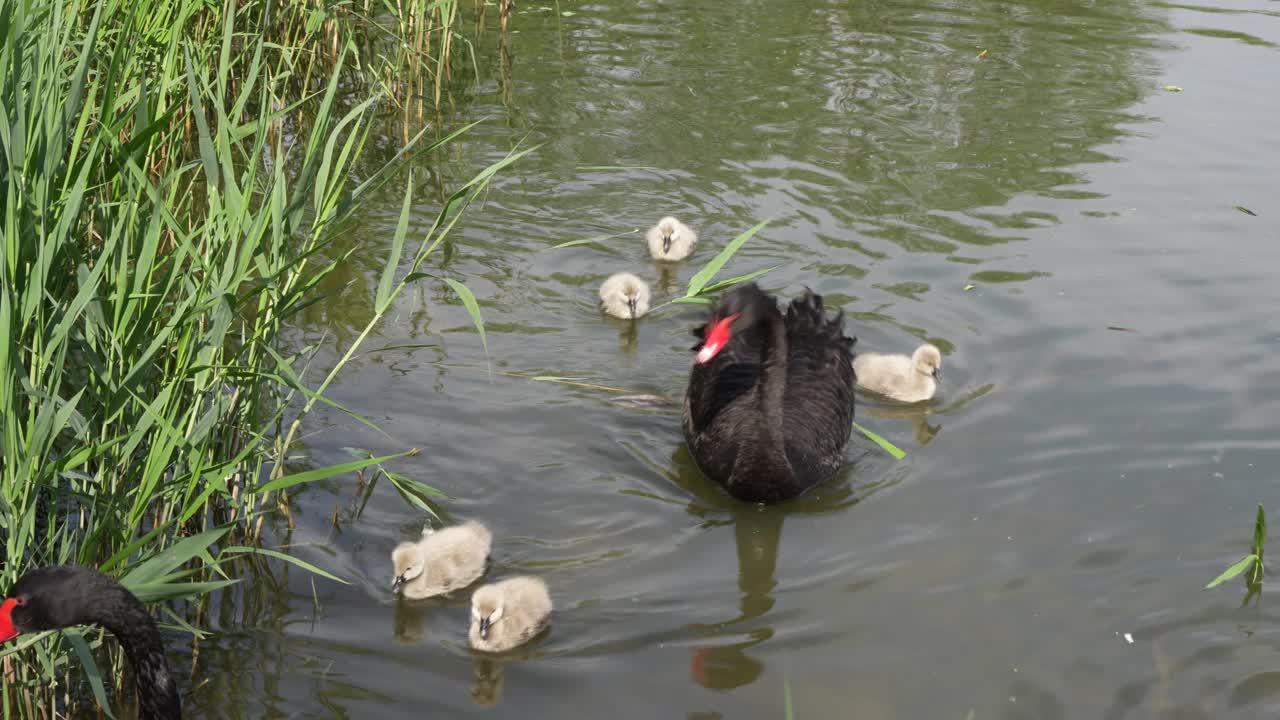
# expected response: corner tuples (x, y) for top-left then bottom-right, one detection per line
(1206, 503), (1266, 606)
(0, 0), (515, 713)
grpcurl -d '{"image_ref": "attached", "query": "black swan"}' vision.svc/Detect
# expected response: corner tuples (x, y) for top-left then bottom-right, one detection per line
(0, 566), (180, 720)
(683, 283), (856, 504)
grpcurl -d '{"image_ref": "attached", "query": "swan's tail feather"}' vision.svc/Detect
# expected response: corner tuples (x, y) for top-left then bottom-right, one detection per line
(785, 289), (848, 344)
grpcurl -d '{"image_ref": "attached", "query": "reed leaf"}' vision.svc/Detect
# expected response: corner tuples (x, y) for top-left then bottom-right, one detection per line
(1205, 554), (1258, 589)
(254, 451), (418, 495)
(852, 421), (907, 460)
(548, 229), (638, 249)
(378, 171), (415, 313)
(686, 218), (771, 297)
(444, 278), (490, 360)
(63, 630), (116, 720)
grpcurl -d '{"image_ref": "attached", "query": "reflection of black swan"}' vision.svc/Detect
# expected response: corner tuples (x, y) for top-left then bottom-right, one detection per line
(683, 283), (856, 504)
(0, 566), (181, 720)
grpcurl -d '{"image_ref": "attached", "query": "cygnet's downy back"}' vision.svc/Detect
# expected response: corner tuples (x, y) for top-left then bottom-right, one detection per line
(469, 576), (552, 653)
(392, 521), (492, 599)
(852, 343), (942, 403)
(646, 216), (697, 261)
(599, 272), (651, 320)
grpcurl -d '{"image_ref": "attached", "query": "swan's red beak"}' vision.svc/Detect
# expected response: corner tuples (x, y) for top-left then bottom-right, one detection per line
(0, 598), (20, 642)
(695, 314), (738, 364)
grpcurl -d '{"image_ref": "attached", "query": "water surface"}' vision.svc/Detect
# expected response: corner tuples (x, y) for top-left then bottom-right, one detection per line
(187, 0), (1280, 717)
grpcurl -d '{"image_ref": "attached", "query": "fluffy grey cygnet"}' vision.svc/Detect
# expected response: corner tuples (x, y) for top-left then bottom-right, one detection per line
(469, 576), (552, 652)
(646, 216), (697, 261)
(852, 343), (942, 403)
(391, 521), (492, 599)
(599, 272), (651, 319)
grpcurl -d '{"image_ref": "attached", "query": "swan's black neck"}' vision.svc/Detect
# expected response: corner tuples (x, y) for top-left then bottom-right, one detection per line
(94, 594), (181, 720)
(744, 308), (815, 502)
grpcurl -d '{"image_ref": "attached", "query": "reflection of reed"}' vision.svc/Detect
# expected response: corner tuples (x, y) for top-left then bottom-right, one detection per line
(498, 39), (516, 110)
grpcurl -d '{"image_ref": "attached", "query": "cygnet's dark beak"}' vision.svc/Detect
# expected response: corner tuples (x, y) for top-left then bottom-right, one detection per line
(662, 235), (673, 254)
(392, 574), (406, 592)
(478, 617), (492, 639)
(932, 368), (941, 383)
(627, 297), (638, 318)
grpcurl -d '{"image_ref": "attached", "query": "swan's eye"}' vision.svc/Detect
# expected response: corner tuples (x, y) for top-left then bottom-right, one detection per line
(12, 597), (24, 607)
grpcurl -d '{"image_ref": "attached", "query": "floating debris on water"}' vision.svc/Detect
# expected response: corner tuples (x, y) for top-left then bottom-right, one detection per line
(609, 394), (671, 409)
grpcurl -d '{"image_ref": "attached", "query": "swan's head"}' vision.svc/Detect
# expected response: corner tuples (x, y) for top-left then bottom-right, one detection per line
(599, 272), (651, 320)
(912, 344), (942, 382)
(391, 542), (426, 592)
(656, 217), (683, 254)
(0, 566), (122, 641)
(692, 283), (776, 364)
(694, 313), (740, 364)
(471, 585), (506, 640)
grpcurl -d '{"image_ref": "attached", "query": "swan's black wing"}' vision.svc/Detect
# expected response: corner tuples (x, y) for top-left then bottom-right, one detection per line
(780, 289), (856, 477)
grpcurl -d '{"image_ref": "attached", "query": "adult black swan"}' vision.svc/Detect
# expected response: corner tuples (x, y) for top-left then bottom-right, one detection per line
(683, 283), (856, 504)
(0, 566), (180, 720)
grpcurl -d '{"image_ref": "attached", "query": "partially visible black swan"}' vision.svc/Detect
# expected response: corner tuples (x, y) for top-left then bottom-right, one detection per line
(683, 283), (856, 504)
(0, 566), (180, 720)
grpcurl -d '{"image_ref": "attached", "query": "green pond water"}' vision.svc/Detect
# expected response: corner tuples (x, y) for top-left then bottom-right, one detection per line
(183, 0), (1280, 717)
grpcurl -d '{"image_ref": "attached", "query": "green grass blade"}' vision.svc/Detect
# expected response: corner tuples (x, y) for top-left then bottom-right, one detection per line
(183, 45), (219, 192)
(547, 229), (637, 249)
(222, 547), (350, 585)
(121, 527), (233, 589)
(386, 471), (448, 517)
(376, 172), (414, 313)
(1253, 503), (1267, 557)
(1206, 554), (1258, 589)
(698, 265), (781, 295)
(64, 629), (116, 720)
(443, 278), (490, 373)
(852, 421), (906, 460)
(686, 218), (771, 297)
(127, 580), (241, 604)
(253, 450), (416, 494)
